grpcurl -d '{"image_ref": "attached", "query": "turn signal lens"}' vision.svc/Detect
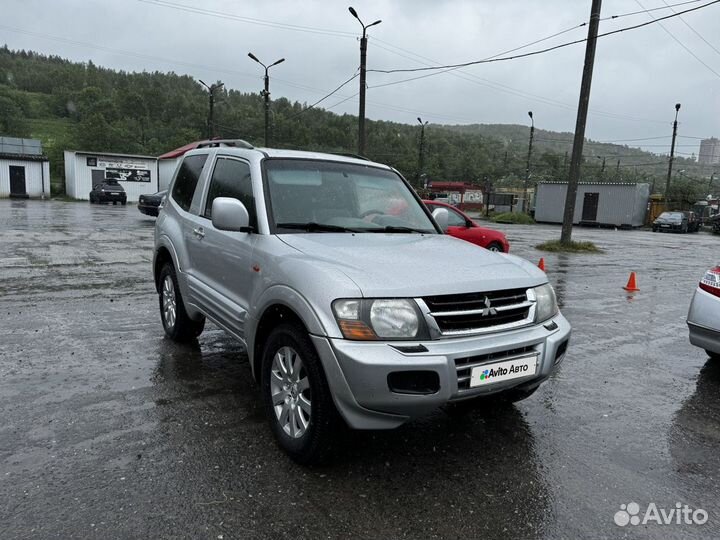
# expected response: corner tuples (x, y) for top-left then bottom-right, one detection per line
(338, 320), (377, 340)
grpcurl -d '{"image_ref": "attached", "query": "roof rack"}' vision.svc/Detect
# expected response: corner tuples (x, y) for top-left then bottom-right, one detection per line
(196, 139), (254, 149)
(329, 152), (371, 161)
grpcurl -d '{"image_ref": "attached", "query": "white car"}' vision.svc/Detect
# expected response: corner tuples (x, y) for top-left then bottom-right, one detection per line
(687, 265), (720, 360)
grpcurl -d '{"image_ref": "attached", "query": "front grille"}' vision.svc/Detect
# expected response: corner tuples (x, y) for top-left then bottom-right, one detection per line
(455, 346), (537, 391)
(423, 288), (532, 336)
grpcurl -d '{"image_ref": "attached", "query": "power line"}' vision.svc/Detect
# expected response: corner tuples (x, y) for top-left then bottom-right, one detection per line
(603, 0), (704, 20)
(660, 0), (720, 57)
(634, 0), (720, 78)
(287, 73), (359, 119)
(367, 0), (720, 75)
(138, 0), (356, 39)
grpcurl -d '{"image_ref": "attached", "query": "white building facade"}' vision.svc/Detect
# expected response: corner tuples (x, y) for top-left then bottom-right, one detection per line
(64, 150), (159, 202)
(0, 137), (50, 198)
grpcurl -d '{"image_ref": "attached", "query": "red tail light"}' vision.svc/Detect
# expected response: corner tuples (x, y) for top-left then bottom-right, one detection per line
(699, 266), (720, 298)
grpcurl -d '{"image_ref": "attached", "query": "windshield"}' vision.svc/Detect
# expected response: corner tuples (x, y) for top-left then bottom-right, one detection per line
(658, 212), (683, 220)
(264, 159), (437, 233)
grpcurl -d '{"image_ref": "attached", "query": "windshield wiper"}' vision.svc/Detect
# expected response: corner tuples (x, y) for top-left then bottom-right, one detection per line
(276, 222), (359, 233)
(363, 225), (430, 234)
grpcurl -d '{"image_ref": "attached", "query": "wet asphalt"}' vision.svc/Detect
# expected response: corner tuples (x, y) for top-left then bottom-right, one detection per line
(1, 199), (719, 539)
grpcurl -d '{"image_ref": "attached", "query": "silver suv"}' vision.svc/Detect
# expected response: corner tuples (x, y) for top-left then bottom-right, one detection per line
(153, 141), (571, 463)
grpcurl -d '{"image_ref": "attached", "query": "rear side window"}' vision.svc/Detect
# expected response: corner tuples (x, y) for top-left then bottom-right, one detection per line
(172, 154), (208, 212)
(204, 157), (257, 228)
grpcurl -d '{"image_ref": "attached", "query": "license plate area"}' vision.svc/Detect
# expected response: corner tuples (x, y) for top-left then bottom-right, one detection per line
(469, 354), (538, 387)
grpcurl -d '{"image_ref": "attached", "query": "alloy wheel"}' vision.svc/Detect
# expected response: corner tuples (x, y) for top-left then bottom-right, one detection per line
(162, 275), (176, 329)
(270, 346), (312, 438)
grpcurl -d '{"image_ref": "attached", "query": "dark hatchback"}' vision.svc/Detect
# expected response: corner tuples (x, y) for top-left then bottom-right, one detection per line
(138, 190), (167, 217)
(652, 211), (699, 233)
(89, 180), (127, 205)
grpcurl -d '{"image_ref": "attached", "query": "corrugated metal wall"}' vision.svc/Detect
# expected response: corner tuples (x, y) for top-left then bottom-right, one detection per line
(535, 183), (649, 227)
(158, 158), (180, 191)
(0, 159), (50, 197)
(64, 152), (159, 201)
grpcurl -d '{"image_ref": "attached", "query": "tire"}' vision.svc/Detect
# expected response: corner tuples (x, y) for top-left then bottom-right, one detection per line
(261, 323), (340, 465)
(487, 241), (504, 253)
(705, 350), (720, 361)
(444, 385), (540, 417)
(681, 224), (688, 234)
(121, 201), (127, 206)
(158, 263), (205, 342)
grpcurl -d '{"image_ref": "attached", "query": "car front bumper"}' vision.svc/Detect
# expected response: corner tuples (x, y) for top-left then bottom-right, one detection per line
(687, 287), (720, 355)
(312, 312), (571, 429)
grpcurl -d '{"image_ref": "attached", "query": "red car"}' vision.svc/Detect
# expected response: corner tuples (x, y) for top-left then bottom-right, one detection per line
(424, 200), (510, 253)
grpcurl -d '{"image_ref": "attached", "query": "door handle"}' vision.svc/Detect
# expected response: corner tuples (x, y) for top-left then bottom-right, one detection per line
(192, 227), (205, 239)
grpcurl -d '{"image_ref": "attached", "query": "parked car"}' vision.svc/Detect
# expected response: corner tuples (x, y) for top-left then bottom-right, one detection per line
(687, 265), (720, 361)
(89, 179), (127, 205)
(652, 211), (699, 233)
(153, 143), (571, 464)
(424, 200), (510, 252)
(138, 190), (167, 217)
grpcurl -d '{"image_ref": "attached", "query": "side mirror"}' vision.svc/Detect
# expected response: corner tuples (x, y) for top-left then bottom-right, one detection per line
(465, 219), (474, 228)
(212, 197), (250, 232)
(432, 207), (449, 231)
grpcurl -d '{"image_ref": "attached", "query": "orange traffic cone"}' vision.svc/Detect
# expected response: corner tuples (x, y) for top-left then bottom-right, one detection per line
(538, 258), (545, 271)
(623, 271), (640, 292)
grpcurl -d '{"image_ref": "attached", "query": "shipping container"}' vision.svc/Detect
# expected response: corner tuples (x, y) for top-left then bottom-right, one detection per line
(535, 182), (650, 228)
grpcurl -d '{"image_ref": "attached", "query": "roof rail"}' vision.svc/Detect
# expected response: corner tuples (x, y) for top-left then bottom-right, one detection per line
(329, 152), (371, 161)
(196, 139), (254, 149)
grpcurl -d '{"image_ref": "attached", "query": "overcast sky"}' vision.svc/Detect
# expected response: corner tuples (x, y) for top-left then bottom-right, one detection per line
(3, 0), (719, 156)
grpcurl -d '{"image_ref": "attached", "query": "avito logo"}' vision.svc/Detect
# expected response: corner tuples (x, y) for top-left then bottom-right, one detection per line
(479, 363), (529, 381)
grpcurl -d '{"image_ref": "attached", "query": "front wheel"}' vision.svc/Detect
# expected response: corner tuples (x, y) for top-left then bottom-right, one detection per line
(487, 241), (504, 253)
(261, 324), (340, 464)
(158, 263), (205, 342)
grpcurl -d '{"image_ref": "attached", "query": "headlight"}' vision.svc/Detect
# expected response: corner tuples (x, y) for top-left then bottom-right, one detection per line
(533, 283), (558, 323)
(332, 298), (427, 340)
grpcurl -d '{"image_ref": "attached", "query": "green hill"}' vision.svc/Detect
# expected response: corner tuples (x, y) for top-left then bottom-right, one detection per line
(0, 46), (707, 199)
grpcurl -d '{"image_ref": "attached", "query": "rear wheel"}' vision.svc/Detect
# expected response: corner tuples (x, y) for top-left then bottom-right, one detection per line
(158, 263), (205, 342)
(261, 323), (340, 464)
(487, 241), (504, 253)
(121, 200), (127, 206)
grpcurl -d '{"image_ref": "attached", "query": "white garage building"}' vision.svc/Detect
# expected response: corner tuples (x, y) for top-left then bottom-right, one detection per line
(0, 137), (50, 198)
(64, 150), (159, 202)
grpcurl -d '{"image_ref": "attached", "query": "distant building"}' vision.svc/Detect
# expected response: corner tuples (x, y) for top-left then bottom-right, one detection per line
(699, 137), (720, 165)
(0, 137), (50, 198)
(535, 182), (649, 228)
(64, 150), (158, 202)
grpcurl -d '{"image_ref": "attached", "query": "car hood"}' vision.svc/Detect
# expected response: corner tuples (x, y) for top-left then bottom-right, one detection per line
(278, 233), (545, 297)
(654, 217), (681, 223)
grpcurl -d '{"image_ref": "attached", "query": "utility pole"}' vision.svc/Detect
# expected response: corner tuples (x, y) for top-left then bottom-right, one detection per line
(199, 80), (224, 139)
(248, 53), (285, 147)
(665, 103), (681, 199)
(560, 0), (602, 245)
(523, 111), (534, 212)
(349, 7), (381, 156)
(416, 117), (428, 188)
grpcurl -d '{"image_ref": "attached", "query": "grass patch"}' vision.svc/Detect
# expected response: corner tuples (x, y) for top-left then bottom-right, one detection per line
(536, 239), (603, 253)
(491, 212), (535, 224)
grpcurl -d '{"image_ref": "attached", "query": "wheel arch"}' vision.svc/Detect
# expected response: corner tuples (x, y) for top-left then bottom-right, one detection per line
(248, 287), (329, 382)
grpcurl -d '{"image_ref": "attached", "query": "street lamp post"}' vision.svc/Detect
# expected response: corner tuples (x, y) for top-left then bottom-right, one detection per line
(248, 53), (285, 147)
(199, 80), (224, 139)
(523, 111), (534, 212)
(665, 103), (681, 200)
(416, 117), (428, 188)
(349, 6), (381, 156)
